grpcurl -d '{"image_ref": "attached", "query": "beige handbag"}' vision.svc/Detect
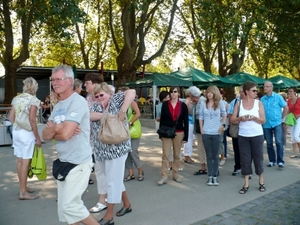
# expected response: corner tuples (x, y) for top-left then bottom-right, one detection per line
(98, 101), (130, 144)
(15, 96), (34, 131)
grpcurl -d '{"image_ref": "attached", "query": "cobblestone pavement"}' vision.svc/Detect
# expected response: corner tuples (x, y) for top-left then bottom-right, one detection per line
(192, 181), (300, 225)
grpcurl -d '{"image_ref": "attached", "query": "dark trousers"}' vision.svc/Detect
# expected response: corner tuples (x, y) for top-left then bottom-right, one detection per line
(232, 137), (241, 170)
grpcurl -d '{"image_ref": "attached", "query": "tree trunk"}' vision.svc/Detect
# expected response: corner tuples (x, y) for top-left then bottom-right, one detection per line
(4, 63), (18, 104)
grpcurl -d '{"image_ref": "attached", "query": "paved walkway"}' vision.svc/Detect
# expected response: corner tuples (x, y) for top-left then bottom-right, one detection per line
(0, 127), (300, 225)
(193, 180), (300, 225)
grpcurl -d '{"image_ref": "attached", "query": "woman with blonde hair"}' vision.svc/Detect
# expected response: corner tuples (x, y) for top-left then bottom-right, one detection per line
(91, 82), (135, 225)
(9, 77), (41, 200)
(199, 85), (226, 186)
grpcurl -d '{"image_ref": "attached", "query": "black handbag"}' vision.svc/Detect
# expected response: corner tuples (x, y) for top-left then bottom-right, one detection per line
(157, 102), (181, 139)
(227, 99), (240, 138)
(52, 158), (78, 181)
(157, 125), (176, 138)
(195, 119), (201, 134)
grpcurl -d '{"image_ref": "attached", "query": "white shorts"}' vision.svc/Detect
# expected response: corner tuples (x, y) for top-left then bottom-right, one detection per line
(13, 128), (36, 159)
(57, 159), (93, 224)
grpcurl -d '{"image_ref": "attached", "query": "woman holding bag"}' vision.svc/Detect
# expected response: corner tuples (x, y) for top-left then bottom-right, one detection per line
(287, 87), (300, 158)
(9, 77), (41, 200)
(92, 82), (135, 225)
(124, 100), (144, 182)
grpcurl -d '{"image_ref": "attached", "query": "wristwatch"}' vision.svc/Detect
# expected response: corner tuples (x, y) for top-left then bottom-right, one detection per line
(222, 124), (226, 128)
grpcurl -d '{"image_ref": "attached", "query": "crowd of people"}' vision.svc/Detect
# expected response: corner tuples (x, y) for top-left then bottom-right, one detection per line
(8, 67), (299, 224)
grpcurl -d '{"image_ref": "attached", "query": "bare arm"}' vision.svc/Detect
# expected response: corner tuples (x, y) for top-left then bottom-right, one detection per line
(42, 121), (79, 141)
(128, 101), (141, 124)
(118, 89), (136, 120)
(8, 106), (15, 124)
(29, 105), (42, 147)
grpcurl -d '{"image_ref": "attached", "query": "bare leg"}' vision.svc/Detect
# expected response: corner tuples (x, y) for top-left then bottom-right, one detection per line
(243, 175), (250, 187)
(127, 168), (134, 176)
(258, 174), (264, 185)
(121, 191), (131, 208)
(200, 163), (206, 171)
(70, 214), (98, 225)
(17, 158), (31, 194)
(102, 204), (114, 221)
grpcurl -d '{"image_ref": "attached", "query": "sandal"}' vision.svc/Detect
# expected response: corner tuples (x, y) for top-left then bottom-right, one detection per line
(259, 183), (266, 192)
(89, 202), (107, 213)
(19, 192), (39, 200)
(138, 171), (144, 181)
(89, 178), (94, 185)
(290, 155), (298, 158)
(116, 205), (132, 217)
(124, 174), (135, 182)
(239, 186), (249, 194)
(194, 169), (207, 175)
(99, 218), (114, 225)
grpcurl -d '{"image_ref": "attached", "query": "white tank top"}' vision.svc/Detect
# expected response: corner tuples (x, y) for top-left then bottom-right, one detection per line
(239, 100), (263, 137)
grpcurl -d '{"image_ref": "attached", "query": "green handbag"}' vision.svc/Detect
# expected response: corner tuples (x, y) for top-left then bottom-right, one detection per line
(128, 114), (142, 139)
(28, 145), (47, 180)
(285, 113), (296, 126)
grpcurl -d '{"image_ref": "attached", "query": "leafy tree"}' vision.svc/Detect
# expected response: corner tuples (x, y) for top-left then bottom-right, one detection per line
(108, 0), (179, 86)
(0, 0), (85, 103)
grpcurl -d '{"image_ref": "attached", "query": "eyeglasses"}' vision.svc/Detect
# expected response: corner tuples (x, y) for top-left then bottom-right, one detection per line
(50, 77), (69, 82)
(170, 90), (178, 93)
(250, 90), (258, 92)
(95, 94), (104, 98)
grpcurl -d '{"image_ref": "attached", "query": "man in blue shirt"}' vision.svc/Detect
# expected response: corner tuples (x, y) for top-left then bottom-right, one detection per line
(261, 81), (288, 168)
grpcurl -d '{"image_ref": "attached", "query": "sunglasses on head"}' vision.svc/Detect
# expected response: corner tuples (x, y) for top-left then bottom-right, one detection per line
(95, 94), (104, 98)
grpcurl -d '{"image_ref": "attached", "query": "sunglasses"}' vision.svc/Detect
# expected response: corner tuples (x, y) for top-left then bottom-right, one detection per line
(95, 94), (104, 98)
(170, 90), (178, 93)
(250, 90), (258, 92)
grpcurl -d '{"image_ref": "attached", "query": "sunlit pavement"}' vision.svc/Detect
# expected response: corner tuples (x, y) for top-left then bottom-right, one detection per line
(0, 127), (300, 225)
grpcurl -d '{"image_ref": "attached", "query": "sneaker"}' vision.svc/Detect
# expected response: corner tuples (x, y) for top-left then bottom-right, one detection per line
(267, 162), (276, 167)
(157, 178), (167, 186)
(207, 176), (213, 186)
(179, 168), (183, 171)
(173, 176), (182, 183)
(213, 177), (219, 186)
(219, 159), (226, 166)
(232, 169), (240, 176)
(278, 163), (284, 168)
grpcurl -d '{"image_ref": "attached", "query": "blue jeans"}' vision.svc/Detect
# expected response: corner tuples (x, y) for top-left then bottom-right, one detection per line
(263, 124), (284, 164)
(202, 134), (221, 177)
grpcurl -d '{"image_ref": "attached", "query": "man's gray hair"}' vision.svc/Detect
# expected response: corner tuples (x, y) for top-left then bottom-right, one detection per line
(52, 65), (74, 85)
(188, 86), (201, 97)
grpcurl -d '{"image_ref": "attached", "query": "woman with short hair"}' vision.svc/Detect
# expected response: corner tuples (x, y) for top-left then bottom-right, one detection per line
(231, 81), (266, 194)
(92, 82), (135, 225)
(9, 77), (41, 200)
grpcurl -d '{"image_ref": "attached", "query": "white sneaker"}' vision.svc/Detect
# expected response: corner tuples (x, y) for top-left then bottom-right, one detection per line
(219, 159), (226, 166)
(207, 176), (213, 186)
(213, 177), (219, 186)
(157, 178), (167, 186)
